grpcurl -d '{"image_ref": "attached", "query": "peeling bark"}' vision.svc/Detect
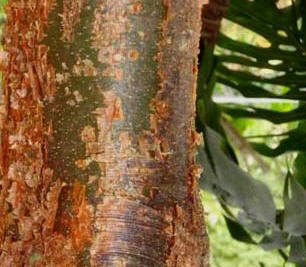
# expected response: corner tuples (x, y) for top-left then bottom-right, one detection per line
(0, 0), (209, 266)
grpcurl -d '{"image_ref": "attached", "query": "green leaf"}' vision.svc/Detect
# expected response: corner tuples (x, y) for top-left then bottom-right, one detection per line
(229, 0), (291, 28)
(217, 64), (306, 87)
(216, 77), (305, 100)
(222, 105), (306, 124)
(218, 34), (305, 64)
(288, 236), (306, 264)
(197, 0), (306, 263)
(260, 231), (289, 251)
(283, 173), (306, 235)
(250, 128), (306, 157)
(294, 152), (306, 188)
(200, 127), (276, 224)
(224, 216), (256, 244)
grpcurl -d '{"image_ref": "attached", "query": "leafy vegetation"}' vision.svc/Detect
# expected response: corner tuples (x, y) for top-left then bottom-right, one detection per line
(197, 0), (306, 266)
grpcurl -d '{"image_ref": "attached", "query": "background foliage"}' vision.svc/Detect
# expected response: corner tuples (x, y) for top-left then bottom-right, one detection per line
(198, 0), (306, 266)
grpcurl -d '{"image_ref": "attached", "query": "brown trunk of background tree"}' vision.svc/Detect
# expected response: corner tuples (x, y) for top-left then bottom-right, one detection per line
(0, 0), (209, 266)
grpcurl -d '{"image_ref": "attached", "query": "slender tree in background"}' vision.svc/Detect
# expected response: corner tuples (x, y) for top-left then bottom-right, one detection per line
(0, 0), (209, 266)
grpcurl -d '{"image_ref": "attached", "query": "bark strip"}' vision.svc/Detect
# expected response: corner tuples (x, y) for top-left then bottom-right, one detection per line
(0, 0), (209, 266)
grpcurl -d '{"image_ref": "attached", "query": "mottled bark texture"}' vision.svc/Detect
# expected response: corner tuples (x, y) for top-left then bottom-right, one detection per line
(0, 0), (209, 266)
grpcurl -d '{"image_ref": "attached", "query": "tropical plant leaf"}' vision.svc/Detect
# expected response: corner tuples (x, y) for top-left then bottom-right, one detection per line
(197, 0), (306, 264)
(250, 127), (306, 157)
(201, 127), (276, 224)
(260, 230), (289, 251)
(224, 216), (256, 244)
(294, 152), (306, 188)
(222, 105), (306, 124)
(283, 172), (306, 235)
(288, 236), (306, 265)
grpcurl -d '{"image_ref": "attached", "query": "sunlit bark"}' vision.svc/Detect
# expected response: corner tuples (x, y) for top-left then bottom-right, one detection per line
(0, 0), (209, 266)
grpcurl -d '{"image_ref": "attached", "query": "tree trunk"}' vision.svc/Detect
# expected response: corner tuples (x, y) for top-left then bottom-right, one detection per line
(0, 0), (209, 266)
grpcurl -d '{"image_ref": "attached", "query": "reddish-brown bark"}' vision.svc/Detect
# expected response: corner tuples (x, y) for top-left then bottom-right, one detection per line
(202, 0), (230, 44)
(0, 0), (209, 266)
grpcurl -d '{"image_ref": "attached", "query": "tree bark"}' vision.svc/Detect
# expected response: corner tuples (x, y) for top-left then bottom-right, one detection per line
(0, 0), (209, 266)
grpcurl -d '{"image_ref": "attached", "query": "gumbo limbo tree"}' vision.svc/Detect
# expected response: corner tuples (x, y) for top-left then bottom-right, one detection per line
(0, 0), (209, 266)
